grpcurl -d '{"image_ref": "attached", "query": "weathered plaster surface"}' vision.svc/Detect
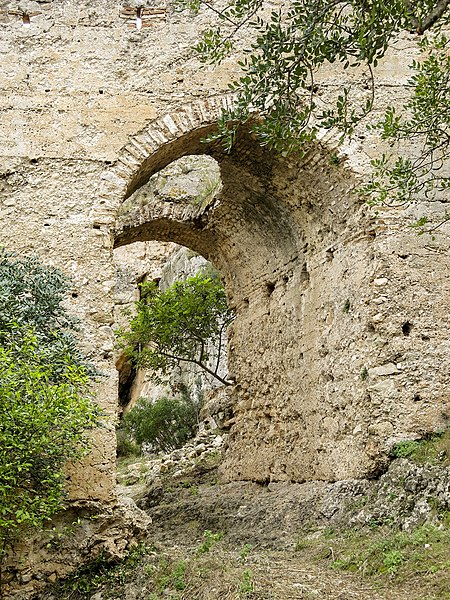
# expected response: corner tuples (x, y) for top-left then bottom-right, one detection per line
(1, 0), (450, 504)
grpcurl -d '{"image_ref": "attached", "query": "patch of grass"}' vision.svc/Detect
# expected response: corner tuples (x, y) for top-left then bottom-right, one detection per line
(321, 524), (450, 598)
(239, 568), (254, 595)
(152, 559), (187, 596)
(178, 480), (199, 496)
(239, 544), (253, 561)
(294, 538), (313, 552)
(390, 440), (421, 459)
(196, 530), (224, 555)
(134, 539), (269, 599)
(390, 428), (450, 466)
(172, 560), (187, 590)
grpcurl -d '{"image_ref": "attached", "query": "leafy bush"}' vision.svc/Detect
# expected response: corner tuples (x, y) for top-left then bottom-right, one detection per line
(0, 331), (100, 546)
(179, 1), (450, 227)
(117, 270), (234, 386)
(120, 394), (200, 453)
(0, 250), (100, 558)
(390, 440), (421, 459)
(116, 428), (141, 458)
(0, 248), (93, 376)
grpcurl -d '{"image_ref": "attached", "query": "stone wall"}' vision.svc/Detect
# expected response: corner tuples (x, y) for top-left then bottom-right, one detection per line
(1, 0), (450, 504)
(112, 116), (450, 482)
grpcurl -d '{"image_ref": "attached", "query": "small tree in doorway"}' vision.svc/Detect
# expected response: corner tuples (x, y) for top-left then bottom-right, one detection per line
(120, 393), (200, 453)
(117, 270), (235, 386)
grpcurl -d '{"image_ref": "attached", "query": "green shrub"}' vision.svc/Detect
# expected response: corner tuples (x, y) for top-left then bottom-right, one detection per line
(121, 394), (199, 453)
(116, 428), (141, 458)
(0, 250), (100, 560)
(0, 328), (100, 555)
(116, 270), (234, 386)
(0, 248), (94, 376)
(390, 440), (420, 459)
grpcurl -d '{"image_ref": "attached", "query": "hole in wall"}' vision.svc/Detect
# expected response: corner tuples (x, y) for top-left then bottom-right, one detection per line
(402, 321), (413, 336)
(113, 155), (231, 430)
(413, 393), (422, 402)
(266, 282), (275, 296)
(116, 354), (138, 410)
(135, 7), (143, 30)
(300, 262), (310, 284)
(113, 241), (232, 417)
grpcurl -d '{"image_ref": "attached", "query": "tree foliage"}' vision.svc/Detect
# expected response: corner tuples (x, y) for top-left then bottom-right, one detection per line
(120, 394), (200, 453)
(364, 34), (450, 222)
(177, 0), (450, 227)
(0, 248), (94, 376)
(0, 250), (100, 558)
(117, 271), (234, 386)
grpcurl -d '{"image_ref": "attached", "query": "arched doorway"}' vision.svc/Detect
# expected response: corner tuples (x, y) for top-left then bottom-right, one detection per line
(95, 97), (379, 484)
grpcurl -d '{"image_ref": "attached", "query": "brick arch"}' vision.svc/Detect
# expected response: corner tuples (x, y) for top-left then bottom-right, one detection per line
(101, 96), (384, 485)
(92, 95), (234, 229)
(91, 94), (371, 231)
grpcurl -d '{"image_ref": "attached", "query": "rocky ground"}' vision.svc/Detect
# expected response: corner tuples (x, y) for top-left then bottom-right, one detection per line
(34, 427), (450, 600)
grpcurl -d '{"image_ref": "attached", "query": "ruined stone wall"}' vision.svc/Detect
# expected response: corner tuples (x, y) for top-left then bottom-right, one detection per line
(1, 0), (450, 505)
(0, 0), (238, 502)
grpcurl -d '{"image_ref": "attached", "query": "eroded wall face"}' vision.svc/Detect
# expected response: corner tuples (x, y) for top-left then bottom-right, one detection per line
(0, 157), (119, 502)
(214, 149), (450, 483)
(210, 152), (392, 482)
(1, 0), (450, 498)
(116, 134), (450, 484)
